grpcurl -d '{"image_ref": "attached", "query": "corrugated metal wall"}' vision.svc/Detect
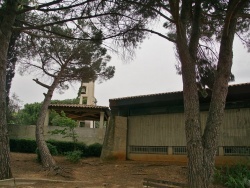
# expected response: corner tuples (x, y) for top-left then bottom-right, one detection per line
(128, 108), (250, 147)
(219, 108), (250, 146)
(128, 113), (186, 146)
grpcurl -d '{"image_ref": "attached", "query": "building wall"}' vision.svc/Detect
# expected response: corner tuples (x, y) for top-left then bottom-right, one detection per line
(128, 108), (250, 147)
(113, 116), (127, 160)
(219, 108), (250, 146)
(106, 108), (250, 162)
(8, 125), (105, 145)
(101, 116), (127, 160)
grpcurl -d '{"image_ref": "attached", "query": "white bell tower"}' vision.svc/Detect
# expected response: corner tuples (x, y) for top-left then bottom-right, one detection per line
(79, 81), (96, 128)
(79, 81), (96, 105)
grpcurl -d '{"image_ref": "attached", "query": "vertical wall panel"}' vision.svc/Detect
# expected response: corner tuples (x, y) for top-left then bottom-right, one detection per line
(128, 108), (250, 148)
(128, 113), (186, 146)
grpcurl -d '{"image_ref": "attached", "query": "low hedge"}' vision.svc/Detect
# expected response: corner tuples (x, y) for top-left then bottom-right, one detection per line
(47, 140), (88, 155)
(87, 143), (102, 157)
(9, 138), (102, 157)
(10, 139), (37, 153)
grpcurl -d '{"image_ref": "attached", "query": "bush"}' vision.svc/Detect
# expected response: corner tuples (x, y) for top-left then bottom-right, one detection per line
(9, 139), (102, 158)
(65, 150), (82, 163)
(36, 143), (58, 162)
(10, 139), (37, 153)
(47, 140), (87, 155)
(214, 163), (250, 188)
(87, 143), (102, 157)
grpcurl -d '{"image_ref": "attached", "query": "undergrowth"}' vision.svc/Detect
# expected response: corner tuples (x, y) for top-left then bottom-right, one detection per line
(214, 160), (250, 188)
(65, 150), (83, 163)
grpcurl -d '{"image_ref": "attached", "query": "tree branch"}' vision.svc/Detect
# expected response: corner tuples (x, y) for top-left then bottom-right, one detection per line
(237, 13), (250, 18)
(189, 0), (202, 59)
(14, 12), (139, 32)
(37, 0), (94, 12)
(140, 28), (176, 43)
(224, 0), (248, 36)
(17, 0), (64, 14)
(33, 78), (50, 89)
(119, 0), (175, 23)
(198, 44), (219, 60)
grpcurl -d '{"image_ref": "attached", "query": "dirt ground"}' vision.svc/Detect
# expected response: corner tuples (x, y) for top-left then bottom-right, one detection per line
(1, 152), (225, 188)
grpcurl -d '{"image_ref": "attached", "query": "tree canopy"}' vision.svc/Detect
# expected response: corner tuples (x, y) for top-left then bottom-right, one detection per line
(12, 99), (80, 126)
(1, 0), (250, 184)
(18, 24), (115, 93)
(99, 1), (250, 187)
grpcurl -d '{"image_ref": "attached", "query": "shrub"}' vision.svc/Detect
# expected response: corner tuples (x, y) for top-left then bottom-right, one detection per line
(87, 143), (102, 157)
(10, 139), (37, 153)
(65, 150), (82, 163)
(214, 162), (250, 188)
(47, 140), (87, 155)
(36, 143), (58, 162)
(9, 139), (102, 158)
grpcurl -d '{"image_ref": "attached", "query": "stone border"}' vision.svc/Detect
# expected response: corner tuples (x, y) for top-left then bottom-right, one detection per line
(0, 178), (86, 186)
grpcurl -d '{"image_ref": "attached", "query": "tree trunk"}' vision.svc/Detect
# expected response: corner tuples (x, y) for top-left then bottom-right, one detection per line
(35, 64), (68, 170)
(175, 1), (248, 187)
(176, 39), (205, 188)
(36, 82), (59, 169)
(173, 1), (206, 186)
(202, 1), (243, 184)
(0, 1), (17, 180)
(36, 90), (57, 169)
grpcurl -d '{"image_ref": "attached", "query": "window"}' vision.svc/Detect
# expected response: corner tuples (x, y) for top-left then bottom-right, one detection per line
(173, 146), (187, 155)
(129, 146), (168, 154)
(81, 86), (86, 94)
(224, 146), (250, 156)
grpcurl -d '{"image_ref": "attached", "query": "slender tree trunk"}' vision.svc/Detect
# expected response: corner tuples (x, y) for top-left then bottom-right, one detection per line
(176, 39), (205, 188)
(202, 1), (244, 184)
(0, 1), (17, 180)
(36, 81), (60, 169)
(172, 0), (206, 186)
(35, 64), (68, 170)
(36, 89), (57, 169)
(172, 1), (248, 187)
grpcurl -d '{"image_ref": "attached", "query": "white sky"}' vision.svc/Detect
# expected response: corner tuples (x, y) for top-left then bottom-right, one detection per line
(11, 34), (250, 107)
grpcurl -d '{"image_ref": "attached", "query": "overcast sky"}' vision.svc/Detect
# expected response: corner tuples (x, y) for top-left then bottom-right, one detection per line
(11, 33), (250, 107)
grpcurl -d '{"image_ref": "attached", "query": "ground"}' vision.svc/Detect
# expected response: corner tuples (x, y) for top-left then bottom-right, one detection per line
(1, 152), (225, 188)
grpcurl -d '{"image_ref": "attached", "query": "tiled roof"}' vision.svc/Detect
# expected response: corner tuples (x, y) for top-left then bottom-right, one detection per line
(49, 104), (109, 109)
(110, 82), (250, 101)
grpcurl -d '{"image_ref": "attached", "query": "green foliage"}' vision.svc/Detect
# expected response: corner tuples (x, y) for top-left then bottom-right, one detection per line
(87, 143), (102, 157)
(49, 111), (78, 149)
(50, 98), (80, 105)
(65, 150), (82, 163)
(19, 21), (115, 90)
(36, 143), (58, 162)
(9, 139), (102, 158)
(13, 98), (80, 125)
(9, 139), (37, 153)
(214, 162), (250, 188)
(6, 93), (22, 124)
(50, 111), (77, 127)
(47, 140), (87, 155)
(15, 102), (41, 125)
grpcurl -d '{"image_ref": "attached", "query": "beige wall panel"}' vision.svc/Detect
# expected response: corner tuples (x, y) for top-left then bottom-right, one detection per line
(128, 113), (186, 146)
(219, 108), (250, 146)
(8, 125), (105, 145)
(112, 116), (128, 160)
(128, 108), (250, 147)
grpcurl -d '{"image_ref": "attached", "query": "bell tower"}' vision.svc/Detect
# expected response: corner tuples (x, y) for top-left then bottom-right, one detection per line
(79, 81), (96, 105)
(79, 80), (96, 128)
